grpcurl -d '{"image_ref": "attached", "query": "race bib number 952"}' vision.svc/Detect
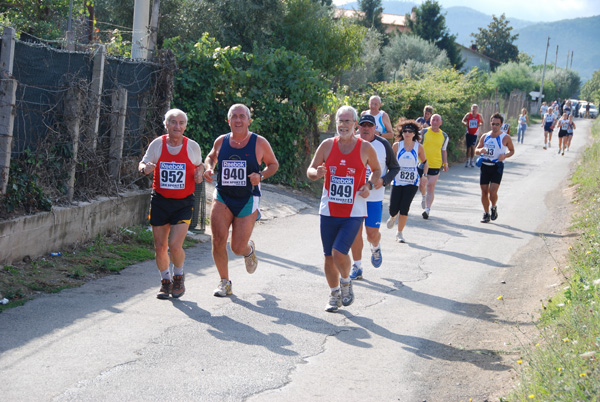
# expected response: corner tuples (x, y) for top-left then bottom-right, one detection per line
(329, 176), (354, 204)
(159, 162), (185, 189)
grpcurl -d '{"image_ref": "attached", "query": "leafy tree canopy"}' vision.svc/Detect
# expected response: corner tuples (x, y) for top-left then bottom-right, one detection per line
(405, 0), (463, 69)
(358, 0), (385, 35)
(275, 0), (366, 78)
(471, 14), (519, 67)
(0, 0), (86, 40)
(381, 34), (450, 80)
(489, 62), (537, 96)
(580, 69), (600, 104)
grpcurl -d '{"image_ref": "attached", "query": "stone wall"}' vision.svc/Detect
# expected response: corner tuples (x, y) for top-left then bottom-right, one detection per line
(0, 191), (150, 264)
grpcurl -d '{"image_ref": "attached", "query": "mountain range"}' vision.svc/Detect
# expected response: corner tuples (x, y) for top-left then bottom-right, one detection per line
(338, 1), (599, 81)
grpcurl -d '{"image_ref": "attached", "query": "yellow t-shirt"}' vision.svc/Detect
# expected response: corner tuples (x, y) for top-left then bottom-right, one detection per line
(421, 128), (449, 169)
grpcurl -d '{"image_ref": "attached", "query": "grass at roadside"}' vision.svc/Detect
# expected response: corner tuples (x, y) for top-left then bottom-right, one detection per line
(0, 225), (198, 312)
(505, 119), (600, 401)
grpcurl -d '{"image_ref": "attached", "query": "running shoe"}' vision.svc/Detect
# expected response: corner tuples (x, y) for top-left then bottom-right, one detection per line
(341, 281), (354, 306)
(465, 160), (469, 167)
(171, 274), (185, 298)
(157, 279), (172, 299)
(371, 247), (383, 268)
(396, 231), (405, 243)
(470, 160), (475, 167)
(421, 195), (427, 209)
(481, 212), (491, 223)
(244, 240), (258, 274)
(543, 144), (547, 150)
(491, 206), (498, 221)
(349, 263), (363, 280)
(213, 279), (232, 297)
(386, 214), (397, 229)
(558, 148), (561, 154)
(422, 208), (430, 219)
(325, 290), (342, 312)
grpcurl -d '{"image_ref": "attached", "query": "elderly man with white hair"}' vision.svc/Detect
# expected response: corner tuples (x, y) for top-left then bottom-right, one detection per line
(139, 108), (205, 300)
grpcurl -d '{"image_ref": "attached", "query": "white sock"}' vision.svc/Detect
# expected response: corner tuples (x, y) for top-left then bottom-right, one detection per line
(173, 265), (184, 276)
(330, 286), (340, 293)
(371, 243), (380, 251)
(160, 269), (171, 281)
(340, 277), (351, 284)
(354, 260), (362, 269)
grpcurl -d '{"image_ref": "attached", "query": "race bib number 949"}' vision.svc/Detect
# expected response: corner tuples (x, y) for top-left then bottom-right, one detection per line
(160, 162), (185, 189)
(329, 176), (354, 204)
(222, 160), (247, 186)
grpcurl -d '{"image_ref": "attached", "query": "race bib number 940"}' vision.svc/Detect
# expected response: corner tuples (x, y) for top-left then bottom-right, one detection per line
(329, 176), (354, 204)
(160, 162), (185, 189)
(222, 160), (247, 186)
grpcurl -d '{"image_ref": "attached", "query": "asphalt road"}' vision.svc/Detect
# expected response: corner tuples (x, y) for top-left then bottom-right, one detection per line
(0, 118), (592, 401)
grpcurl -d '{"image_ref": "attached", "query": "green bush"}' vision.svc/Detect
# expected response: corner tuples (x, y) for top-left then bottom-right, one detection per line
(0, 150), (51, 216)
(347, 67), (488, 161)
(165, 34), (330, 185)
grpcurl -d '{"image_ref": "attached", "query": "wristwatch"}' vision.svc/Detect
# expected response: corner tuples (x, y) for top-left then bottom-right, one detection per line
(259, 172), (264, 181)
(139, 166), (145, 175)
(367, 181), (374, 190)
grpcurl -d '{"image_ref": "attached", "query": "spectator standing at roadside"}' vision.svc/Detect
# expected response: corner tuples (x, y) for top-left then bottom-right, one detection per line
(517, 108), (529, 144)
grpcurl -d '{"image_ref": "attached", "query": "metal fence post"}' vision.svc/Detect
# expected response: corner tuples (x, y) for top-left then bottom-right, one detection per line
(190, 180), (206, 233)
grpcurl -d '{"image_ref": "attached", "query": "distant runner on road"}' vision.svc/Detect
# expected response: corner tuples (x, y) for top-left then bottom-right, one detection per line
(419, 114), (449, 220)
(475, 112), (515, 223)
(386, 118), (428, 243)
(461, 104), (483, 168)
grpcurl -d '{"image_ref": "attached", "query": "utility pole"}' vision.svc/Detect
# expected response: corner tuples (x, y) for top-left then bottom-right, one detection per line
(132, 0), (150, 60)
(538, 36), (550, 111)
(570, 51), (574, 69)
(554, 45), (558, 72)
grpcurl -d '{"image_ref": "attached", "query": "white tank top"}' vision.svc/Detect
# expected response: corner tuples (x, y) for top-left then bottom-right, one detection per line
(393, 141), (420, 186)
(482, 133), (507, 163)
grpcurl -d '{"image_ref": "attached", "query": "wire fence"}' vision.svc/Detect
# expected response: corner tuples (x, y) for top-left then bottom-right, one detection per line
(3, 33), (174, 207)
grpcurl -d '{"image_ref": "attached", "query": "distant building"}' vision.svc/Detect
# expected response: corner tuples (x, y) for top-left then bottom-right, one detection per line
(334, 8), (410, 34)
(459, 44), (496, 72)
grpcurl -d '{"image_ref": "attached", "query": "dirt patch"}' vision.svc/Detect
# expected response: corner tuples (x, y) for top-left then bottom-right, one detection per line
(0, 227), (158, 307)
(428, 177), (578, 401)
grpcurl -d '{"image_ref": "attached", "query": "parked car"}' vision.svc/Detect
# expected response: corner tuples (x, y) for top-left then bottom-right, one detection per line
(580, 102), (598, 118)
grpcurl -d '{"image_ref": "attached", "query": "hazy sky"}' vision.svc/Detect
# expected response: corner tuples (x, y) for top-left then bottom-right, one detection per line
(333, 0), (600, 22)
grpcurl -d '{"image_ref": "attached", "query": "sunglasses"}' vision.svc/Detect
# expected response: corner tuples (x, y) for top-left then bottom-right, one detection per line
(491, 123), (501, 126)
(402, 129), (416, 133)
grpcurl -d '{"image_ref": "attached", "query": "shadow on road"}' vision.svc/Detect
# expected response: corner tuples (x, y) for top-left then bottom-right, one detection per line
(341, 311), (513, 372)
